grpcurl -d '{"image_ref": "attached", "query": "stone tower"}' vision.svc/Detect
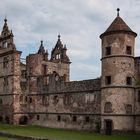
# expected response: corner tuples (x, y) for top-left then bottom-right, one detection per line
(0, 19), (22, 124)
(100, 9), (137, 134)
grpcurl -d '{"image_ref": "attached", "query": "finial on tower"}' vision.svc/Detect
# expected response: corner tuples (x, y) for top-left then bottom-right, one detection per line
(58, 34), (61, 39)
(4, 18), (7, 23)
(4, 14), (7, 22)
(41, 40), (43, 46)
(117, 8), (120, 17)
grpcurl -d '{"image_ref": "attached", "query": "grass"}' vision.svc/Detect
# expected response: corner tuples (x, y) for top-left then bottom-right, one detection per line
(0, 124), (139, 140)
(0, 137), (16, 140)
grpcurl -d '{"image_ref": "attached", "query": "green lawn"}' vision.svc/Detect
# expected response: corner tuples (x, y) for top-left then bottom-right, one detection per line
(0, 137), (16, 140)
(0, 124), (139, 140)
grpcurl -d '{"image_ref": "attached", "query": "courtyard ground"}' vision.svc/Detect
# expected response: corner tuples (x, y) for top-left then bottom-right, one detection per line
(0, 124), (139, 140)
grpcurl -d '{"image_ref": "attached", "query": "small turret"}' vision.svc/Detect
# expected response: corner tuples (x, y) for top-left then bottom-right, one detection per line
(1, 18), (11, 37)
(61, 45), (70, 63)
(38, 40), (45, 54)
(50, 35), (70, 63)
(0, 18), (16, 50)
(37, 40), (48, 60)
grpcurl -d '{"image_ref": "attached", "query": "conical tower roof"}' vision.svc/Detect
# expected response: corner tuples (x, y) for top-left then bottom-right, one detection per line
(38, 40), (45, 54)
(1, 18), (11, 37)
(55, 34), (63, 49)
(100, 8), (137, 38)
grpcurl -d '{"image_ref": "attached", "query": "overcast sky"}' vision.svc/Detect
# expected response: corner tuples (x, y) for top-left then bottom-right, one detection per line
(0, 0), (140, 80)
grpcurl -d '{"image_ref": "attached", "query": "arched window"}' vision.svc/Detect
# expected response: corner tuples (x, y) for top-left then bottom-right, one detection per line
(104, 102), (112, 113)
(56, 54), (61, 59)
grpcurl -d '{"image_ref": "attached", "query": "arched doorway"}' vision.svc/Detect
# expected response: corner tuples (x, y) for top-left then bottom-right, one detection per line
(105, 119), (113, 135)
(19, 116), (28, 125)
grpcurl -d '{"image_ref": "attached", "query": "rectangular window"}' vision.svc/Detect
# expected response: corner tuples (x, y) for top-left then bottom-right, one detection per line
(126, 77), (132, 85)
(126, 46), (132, 55)
(37, 115), (40, 120)
(105, 76), (111, 85)
(106, 46), (111, 55)
(73, 116), (77, 122)
(125, 104), (132, 114)
(4, 77), (8, 86)
(57, 115), (61, 122)
(138, 91), (140, 102)
(85, 116), (90, 123)
(29, 97), (32, 103)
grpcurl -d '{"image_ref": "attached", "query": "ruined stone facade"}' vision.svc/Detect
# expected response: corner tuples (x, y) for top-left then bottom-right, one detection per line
(0, 10), (140, 134)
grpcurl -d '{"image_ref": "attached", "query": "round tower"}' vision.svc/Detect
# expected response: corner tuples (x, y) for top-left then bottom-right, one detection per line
(100, 9), (137, 134)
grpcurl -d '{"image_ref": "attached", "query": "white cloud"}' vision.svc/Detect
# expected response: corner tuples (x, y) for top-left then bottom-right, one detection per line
(0, 0), (140, 80)
(71, 63), (101, 80)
